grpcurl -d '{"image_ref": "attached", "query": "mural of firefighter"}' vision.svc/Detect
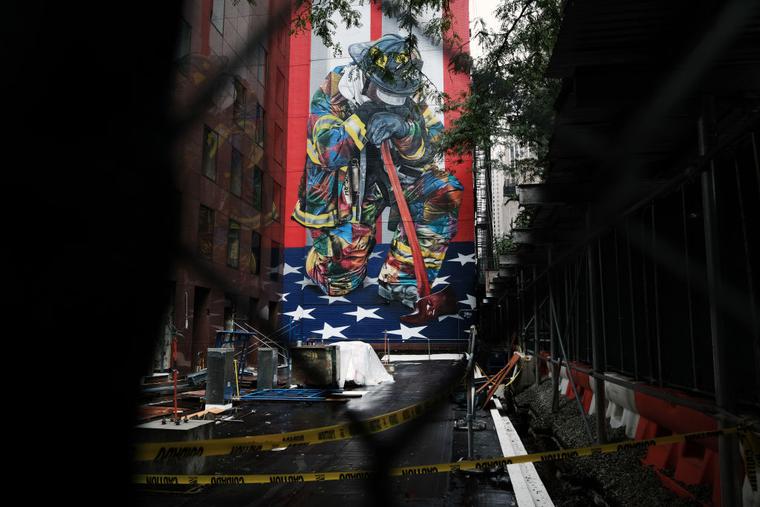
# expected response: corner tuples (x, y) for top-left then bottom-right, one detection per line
(282, 2), (475, 346)
(292, 34), (461, 324)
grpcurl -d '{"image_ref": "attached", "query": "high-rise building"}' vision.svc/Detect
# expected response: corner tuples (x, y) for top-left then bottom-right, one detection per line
(491, 139), (535, 241)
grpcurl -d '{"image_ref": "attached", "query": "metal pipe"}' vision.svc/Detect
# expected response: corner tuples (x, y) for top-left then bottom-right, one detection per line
(518, 268), (524, 351)
(550, 295), (595, 443)
(597, 239), (608, 369)
(680, 186), (698, 388)
(753, 131), (760, 195)
(576, 261), (582, 362)
(733, 154), (760, 398)
(699, 104), (741, 506)
(651, 205), (663, 386)
(613, 227), (625, 371)
(564, 266), (570, 361)
(534, 266), (539, 384)
(549, 248), (559, 413)
(587, 211), (607, 444)
(640, 218), (652, 381)
(466, 326), (477, 459)
(625, 219), (639, 380)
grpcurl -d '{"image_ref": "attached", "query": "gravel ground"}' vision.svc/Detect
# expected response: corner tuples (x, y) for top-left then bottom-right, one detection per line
(511, 379), (704, 507)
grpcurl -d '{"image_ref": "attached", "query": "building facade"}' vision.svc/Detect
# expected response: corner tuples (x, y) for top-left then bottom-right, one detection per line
(280, 0), (476, 348)
(155, 0), (290, 373)
(490, 140), (532, 240)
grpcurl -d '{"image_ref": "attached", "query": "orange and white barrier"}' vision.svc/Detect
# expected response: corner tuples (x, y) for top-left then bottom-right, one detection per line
(547, 360), (756, 506)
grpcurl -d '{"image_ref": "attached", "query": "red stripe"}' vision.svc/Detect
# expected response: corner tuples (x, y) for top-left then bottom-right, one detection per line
(370, 0), (383, 40)
(284, 3), (312, 248)
(444, 0), (474, 242)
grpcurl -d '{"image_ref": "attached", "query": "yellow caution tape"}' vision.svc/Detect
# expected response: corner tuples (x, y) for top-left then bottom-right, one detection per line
(134, 396), (443, 462)
(135, 427), (758, 485)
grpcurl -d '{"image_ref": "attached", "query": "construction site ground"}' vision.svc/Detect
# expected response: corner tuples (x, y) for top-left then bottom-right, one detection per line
(132, 359), (491, 506)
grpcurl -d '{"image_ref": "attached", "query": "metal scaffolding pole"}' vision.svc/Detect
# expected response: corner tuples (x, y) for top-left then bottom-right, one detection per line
(734, 154), (760, 399)
(587, 212), (607, 444)
(550, 294), (595, 443)
(698, 103), (741, 506)
(549, 248), (559, 412)
(625, 219), (640, 380)
(680, 186), (699, 388)
(534, 266), (540, 384)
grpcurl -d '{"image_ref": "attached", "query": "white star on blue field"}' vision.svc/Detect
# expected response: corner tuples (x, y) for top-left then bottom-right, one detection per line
(279, 243), (477, 345)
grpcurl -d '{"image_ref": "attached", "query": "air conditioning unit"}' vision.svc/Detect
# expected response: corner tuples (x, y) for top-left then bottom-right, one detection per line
(257, 347), (278, 389)
(290, 345), (340, 387)
(206, 348), (235, 405)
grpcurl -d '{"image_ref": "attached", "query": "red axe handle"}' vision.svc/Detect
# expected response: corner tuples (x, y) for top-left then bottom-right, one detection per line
(381, 141), (431, 298)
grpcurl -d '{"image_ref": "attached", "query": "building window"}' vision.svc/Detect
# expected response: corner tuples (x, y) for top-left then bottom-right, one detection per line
(211, 0), (224, 34)
(274, 123), (284, 165)
(257, 44), (268, 86)
(202, 125), (218, 181)
(227, 219), (240, 268)
(230, 147), (242, 196)
(268, 301), (279, 328)
(250, 231), (261, 274)
(252, 165), (263, 210)
(255, 103), (265, 146)
(233, 77), (246, 127)
(198, 205), (214, 260)
(270, 241), (281, 281)
(275, 68), (285, 110)
(272, 182), (282, 222)
(176, 18), (191, 60)
(249, 297), (259, 324)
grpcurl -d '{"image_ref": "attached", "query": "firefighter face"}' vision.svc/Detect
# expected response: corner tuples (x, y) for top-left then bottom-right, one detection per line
(365, 80), (408, 106)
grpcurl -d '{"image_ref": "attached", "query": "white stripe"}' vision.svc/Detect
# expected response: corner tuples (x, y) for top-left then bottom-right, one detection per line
(310, 3), (372, 100)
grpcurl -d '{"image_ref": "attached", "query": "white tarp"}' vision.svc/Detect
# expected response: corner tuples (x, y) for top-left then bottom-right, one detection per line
(331, 341), (394, 388)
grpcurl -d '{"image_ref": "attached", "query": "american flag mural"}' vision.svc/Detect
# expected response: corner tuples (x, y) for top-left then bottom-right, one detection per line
(282, 0), (474, 346)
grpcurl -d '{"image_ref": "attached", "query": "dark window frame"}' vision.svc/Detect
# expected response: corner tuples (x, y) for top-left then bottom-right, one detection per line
(230, 146), (243, 197)
(257, 44), (268, 87)
(252, 165), (263, 210)
(202, 125), (219, 181)
(198, 205), (215, 260)
(275, 68), (286, 110)
(270, 240), (282, 281)
(250, 230), (262, 275)
(233, 77), (246, 126)
(176, 18), (191, 60)
(272, 181), (282, 223)
(274, 122), (284, 165)
(255, 103), (265, 147)
(227, 219), (241, 269)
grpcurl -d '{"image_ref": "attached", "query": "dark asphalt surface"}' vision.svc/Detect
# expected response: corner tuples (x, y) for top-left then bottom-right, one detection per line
(132, 360), (466, 506)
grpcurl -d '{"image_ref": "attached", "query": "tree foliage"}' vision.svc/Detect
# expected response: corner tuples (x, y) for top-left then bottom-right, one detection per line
(494, 233), (516, 255)
(288, 0), (561, 182)
(292, 1), (458, 56)
(441, 0), (562, 180)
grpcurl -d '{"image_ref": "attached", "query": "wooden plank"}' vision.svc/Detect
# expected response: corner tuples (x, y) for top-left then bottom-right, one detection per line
(491, 399), (555, 507)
